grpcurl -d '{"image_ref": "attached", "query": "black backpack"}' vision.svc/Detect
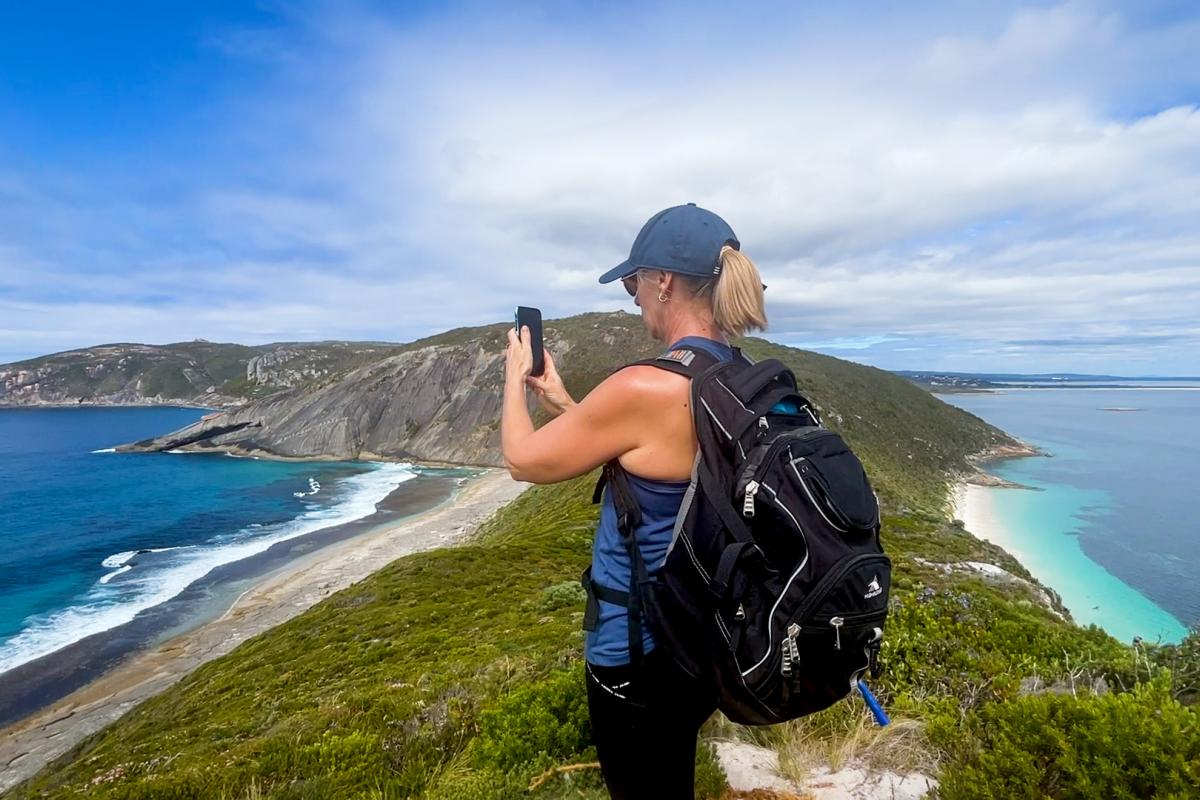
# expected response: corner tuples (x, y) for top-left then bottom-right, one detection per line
(583, 344), (890, 725)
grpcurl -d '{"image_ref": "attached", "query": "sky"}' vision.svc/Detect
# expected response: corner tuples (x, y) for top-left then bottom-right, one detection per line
(1, 1), (1198, 375)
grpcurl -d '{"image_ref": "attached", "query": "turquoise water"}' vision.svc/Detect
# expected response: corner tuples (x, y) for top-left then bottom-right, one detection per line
(0, 407), (424, 676)
(943, 388), (1198, 644)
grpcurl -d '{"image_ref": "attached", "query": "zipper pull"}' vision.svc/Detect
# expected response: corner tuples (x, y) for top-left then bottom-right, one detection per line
(780, 639), (792, 677)
(869, 626), (883, 678)
(830, 616), (844, 650)
(756, 416), (769, 442)
(786, 622), (801, 667)
(742, 480), (760, 518)
(734, 604), (746, 621)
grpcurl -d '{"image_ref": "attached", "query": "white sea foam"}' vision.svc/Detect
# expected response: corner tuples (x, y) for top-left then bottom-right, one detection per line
(101, 550), (138, 569)
(100, 546), (184, 569)
(0, 462), (417, 675)
(98, 565), (132, 584)
(293, 476), (322, 498)
(90, 448), (116, 453)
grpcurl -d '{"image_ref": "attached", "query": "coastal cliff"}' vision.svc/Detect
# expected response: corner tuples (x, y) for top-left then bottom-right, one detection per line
(114, 312), (664, 465)
(0, 340), (402, 408)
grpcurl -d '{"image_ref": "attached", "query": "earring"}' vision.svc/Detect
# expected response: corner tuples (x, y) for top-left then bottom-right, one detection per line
(658, 292), (669, 303)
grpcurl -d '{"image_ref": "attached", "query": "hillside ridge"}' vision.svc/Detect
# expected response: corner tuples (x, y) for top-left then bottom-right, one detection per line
(110, 312), (1014, 510)
(0, 340), (406, 408)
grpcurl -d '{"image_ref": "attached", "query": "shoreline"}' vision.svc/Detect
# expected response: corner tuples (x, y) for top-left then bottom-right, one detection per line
(951, 452), (1190, 647)
(950, 482), (1035, 570)
(957, 440), (1044, 488)
(0, 468), (530, 792)
(0, 402), (225, 411)
(0, 466), (459, 725)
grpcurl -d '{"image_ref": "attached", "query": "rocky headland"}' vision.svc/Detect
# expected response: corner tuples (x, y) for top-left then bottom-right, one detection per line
(115, 313), (665, 465)
(0, 340), (403, 408)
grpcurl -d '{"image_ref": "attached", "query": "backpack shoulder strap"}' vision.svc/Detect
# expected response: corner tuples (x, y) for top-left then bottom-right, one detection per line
(587, 344), (731, 668)
(590, 344), (723, 504)
(609, 344), (723, 381)
(645, 344), (721, 377)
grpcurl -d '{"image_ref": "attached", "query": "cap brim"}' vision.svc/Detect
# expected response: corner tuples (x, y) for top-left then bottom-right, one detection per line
(598, 259), (637, 284)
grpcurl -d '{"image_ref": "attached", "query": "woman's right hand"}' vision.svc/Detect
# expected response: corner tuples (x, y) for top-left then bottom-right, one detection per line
(526, 349), (576, 417)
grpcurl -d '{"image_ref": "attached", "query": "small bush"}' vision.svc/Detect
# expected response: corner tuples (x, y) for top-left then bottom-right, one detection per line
(937, 674), (1200, 799)
(538, 580), (587, 612)
(694, 740), (729, 800)
(473, 667), (592, 774)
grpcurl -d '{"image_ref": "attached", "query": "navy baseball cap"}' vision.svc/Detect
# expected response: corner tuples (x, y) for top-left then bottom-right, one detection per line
(599, 203), (740, 284)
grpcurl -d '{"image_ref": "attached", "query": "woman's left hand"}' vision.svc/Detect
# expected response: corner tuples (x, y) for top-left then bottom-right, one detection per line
(505, 326), (534, 385)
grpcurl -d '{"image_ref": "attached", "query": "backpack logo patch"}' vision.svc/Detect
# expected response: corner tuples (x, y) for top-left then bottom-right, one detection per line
(864, 576), (882, 599)
(658, 348), (696, 366)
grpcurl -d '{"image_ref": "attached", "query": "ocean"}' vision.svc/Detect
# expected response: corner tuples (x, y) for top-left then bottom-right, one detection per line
(0, 407), (472, 717)
(941, 385), (1199, 645)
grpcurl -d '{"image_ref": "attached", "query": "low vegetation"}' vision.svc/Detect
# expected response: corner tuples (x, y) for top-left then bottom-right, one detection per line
(7, 327), (1197, 798)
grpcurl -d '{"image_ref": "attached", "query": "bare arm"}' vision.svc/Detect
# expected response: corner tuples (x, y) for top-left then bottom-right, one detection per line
(501, 326), (646, 484)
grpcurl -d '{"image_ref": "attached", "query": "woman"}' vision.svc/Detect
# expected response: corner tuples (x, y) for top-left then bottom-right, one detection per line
(502, 203), (768, 799)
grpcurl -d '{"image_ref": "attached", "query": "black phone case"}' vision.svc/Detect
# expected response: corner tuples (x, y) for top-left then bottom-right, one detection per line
(515, 306), (545, 377)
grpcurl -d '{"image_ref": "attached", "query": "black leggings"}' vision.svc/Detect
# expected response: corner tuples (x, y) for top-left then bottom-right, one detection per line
(586, 647), (719, 799)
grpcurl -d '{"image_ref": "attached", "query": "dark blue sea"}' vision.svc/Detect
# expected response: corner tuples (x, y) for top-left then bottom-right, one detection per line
(942, 384), (1200, 644)
(0, 407), (441, 678)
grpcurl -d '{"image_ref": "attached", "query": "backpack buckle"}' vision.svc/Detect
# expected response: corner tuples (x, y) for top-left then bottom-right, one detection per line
(580, 567), (600, 632)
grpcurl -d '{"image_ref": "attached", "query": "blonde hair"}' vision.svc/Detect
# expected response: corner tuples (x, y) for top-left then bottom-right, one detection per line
(676, 245), (768, 338)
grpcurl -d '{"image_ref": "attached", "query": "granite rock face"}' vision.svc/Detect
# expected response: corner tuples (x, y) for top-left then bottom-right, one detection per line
(119, 338), (548, 465)
(115, 312), (663, 466)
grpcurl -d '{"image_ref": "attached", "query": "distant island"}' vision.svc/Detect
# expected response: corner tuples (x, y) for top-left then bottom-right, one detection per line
(897, 370), (1200, 393)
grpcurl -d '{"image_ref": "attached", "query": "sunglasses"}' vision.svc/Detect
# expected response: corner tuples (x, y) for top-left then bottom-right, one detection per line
(620, 269), (768, 297)
(621, 273), (640, 297)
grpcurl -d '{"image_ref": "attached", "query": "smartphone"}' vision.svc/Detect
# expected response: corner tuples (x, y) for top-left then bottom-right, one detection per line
(514, 306), (545, 377)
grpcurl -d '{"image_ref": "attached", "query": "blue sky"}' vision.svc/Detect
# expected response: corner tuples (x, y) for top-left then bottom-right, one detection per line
(1, 1), (1198, 374)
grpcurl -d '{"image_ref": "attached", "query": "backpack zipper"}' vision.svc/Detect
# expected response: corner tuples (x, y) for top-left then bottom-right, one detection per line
(760, 607), (888, 685)
(789, 457), (851, 533)
(735, 427), (832, 498)
(738, 483), (809, 679)
(811, 608), (888, 626)
(792, 552), (890, 623)
(742, 550), (887, 685)
(742, 480), (760, 517)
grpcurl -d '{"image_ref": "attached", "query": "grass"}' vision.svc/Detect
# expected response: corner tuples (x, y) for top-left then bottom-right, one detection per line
(14, 471), (1192, 798)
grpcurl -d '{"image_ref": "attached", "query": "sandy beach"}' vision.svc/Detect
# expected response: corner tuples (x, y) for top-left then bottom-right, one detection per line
(0, 468), (530, 792)
(951, 467), (1190, 646)
(951, 481), (1032, 565)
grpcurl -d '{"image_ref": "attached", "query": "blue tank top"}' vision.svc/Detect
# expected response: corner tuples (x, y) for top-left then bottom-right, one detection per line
(584, 335), (735, 666)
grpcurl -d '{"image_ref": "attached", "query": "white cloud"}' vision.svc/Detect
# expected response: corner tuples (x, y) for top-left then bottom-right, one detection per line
(1, 1), (1198, 373)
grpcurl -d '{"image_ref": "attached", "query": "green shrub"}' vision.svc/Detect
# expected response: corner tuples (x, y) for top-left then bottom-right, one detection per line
(473, 667), (592, 774)
(1147, 627), (1200, 706)
(937, 675), (1200, 799)
(694, 740), (729, 800)
(538, 580), (587, 612)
